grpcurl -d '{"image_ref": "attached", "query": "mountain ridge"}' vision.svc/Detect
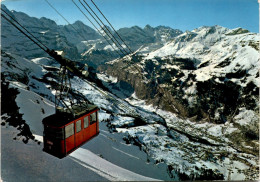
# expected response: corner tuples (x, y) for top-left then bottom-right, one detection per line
(2, 4), (183, 67)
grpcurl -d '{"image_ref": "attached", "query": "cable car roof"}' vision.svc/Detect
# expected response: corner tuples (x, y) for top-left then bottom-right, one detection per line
(42, 104), (98, 127)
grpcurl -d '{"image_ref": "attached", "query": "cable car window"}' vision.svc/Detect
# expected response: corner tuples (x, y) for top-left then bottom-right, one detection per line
(65, 123), (74, 138)
(84, 116), (89, 128)
(90, 112), (97, 125)
(76, 120), (81, 133)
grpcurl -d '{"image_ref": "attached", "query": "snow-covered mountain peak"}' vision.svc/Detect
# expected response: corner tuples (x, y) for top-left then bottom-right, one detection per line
(191, 25), (229, 38)
(145, 25), (258, 64)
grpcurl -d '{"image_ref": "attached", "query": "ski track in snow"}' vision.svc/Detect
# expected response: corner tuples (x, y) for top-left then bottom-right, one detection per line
(111, 147), (140, 160)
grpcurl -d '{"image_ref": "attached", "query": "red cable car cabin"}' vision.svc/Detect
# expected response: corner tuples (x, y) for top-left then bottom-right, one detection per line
(42, 104), (99, 158)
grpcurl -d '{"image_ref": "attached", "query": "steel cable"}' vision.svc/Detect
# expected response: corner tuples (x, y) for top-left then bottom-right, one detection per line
(83, 0), (130, 55)
(1, 13), (47, 52)
(78, 0), (127, 57)
(90, 0), (133, 54)
(71, 0), (122, 58)
(44, 0), (88, 41)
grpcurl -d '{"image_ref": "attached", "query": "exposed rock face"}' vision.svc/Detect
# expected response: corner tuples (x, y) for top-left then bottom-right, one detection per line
(80, 25), (183, 67)
(60, 21), (101, 44)
(102, 56), (203, 118)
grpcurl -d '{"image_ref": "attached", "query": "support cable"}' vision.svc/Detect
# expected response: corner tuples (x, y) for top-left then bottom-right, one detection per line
(85, 0), (144, 78)
(78, 0), (127, 57)
(81, 1), (144, 79)
(83, 0), (130, 55)
(44, 0), (112, 61)
(71, 0), (122, 58)
(90, 0), (133, 54)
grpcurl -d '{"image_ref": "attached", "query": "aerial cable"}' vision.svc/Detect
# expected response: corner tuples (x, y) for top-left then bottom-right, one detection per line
(44, 0), (71, 26)
(74, 1), (144, 84)
(90, 0), (133, 54)
(78, 0), (127, 57)
(1, 13), (47, 52)
(82, 0), (129, 56)
(44, 0), (112, 61)
(1, 8), (49, 50)
(78, 0), (126, 57)
(71, 0), (122, 58)
(44, 0), (87, 41)
(72, 0), (122, 57)
(84, 0), (144, 77)
(82, 0), (130, 55)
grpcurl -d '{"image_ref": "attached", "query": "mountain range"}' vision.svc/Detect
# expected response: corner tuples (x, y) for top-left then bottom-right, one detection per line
(2, 5), (182, 67)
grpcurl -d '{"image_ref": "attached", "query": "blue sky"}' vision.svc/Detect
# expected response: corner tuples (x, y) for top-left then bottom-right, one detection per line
(2, 0), (259, 32)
